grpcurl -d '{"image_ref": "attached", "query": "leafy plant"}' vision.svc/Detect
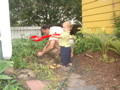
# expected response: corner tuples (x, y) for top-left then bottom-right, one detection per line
(10, 36), (60, 89)
(10, 37), (47, 69)
(74, 27), (110, 54)
(0, 61), (24, 90)
(73, 35), (94, 54)
(99, 54), (115, 63)
(0, 61), (12, 80)
(74, 27), (118, 63)
(109, 39), (120, 55)
(0, 61), (12, 89)
(2, 80), (24, 90)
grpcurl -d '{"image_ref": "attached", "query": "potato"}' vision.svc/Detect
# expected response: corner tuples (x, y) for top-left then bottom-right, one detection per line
(49, 65), (55, 69)
(53, 63), (57, 66)
(56, 64), (61, 68)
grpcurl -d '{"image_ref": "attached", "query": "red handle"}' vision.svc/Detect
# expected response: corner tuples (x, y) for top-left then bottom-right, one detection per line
(30, 33), (60, 42)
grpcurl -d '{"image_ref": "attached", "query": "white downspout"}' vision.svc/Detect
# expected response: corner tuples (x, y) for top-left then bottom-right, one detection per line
(0, 0), (12, 60)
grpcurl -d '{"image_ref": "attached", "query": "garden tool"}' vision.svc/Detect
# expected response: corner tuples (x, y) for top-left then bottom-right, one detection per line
(30, 32), (60, 41)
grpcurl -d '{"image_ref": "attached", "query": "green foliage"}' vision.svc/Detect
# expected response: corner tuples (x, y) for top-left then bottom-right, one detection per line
(27, 63), (53, 80)
(99, 54), (115, 63)
(74, 27), (119, 63)
(2, 80), (24, 90)
(75, 27), (115, 54)
(10, 36), (60, 89)
(0, 61), (12, 80)
(26, 63), (60, 90)
(0, 61), (11, 73)
(0, 61), (11, 89)
(10, 37), (47, 69)
(0, 75), (12, 80)
(74, 36), (93, 54)
(113, 14), (120, 38)
(38, 65), (53, 80)
(74, 27), (109, 54)
(0, 61), (24, 90)
(109, 39), (120, 55)
(9, 0), (82, 26)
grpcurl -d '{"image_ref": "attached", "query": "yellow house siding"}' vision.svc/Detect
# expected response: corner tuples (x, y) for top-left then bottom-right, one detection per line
(114, 1), (120, 14)
(82, 5), (113, 16)
(82, 0), (113, 11)
(82, 0), (120, 34)
(83, 20), (113, 27)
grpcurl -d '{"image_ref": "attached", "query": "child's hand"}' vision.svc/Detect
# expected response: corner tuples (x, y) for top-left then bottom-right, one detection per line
(51, 35), (55, 37)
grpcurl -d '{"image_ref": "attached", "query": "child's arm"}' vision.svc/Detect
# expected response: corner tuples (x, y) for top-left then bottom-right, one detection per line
(51, 32), (62, 39)
(70, 35), (74, 39)
(52, 35), (62, 39)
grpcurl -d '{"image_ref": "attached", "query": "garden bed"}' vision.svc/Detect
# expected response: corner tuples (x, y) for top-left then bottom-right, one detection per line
(75, 50), (120, 90)
(3, 49), (120, 90)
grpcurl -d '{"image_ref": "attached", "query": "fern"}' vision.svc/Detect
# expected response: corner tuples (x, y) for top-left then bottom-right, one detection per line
(109, 39), (120, 55)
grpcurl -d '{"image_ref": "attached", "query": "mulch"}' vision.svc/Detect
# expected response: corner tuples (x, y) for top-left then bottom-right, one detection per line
(75, 50), (120, 90)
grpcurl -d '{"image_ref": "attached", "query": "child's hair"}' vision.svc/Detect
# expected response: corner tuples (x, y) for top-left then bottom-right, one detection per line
(63, 21), (73, 30)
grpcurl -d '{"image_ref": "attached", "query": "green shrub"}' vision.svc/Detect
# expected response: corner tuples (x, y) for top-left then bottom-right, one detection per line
(74, 27), (118, 63)
(74, 27), (109, 54)
(10, 37), (47, 69)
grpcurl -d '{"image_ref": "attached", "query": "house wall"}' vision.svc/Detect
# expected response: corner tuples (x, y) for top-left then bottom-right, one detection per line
(82, 0), (120, 34)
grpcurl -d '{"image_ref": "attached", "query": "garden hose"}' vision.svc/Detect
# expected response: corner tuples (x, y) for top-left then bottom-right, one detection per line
(57, 56), (77, 90)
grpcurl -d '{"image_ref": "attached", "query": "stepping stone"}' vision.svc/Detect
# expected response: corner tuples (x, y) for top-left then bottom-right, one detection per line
(81, 85), (98, 90)
(67, 85), (98, 90)
(66, 73), (98, 90)
(69, 73), (81, 79)
(67, 79), (86, 87)
(67, 73), (85, 87)
(26, 80), (45, 90)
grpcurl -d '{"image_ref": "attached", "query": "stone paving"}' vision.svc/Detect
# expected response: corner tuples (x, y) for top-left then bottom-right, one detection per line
(4, 63), (99, 90)
(66, 73), (98, 90)
(55, 61), (99, 90)
(26, 80), (45, 90)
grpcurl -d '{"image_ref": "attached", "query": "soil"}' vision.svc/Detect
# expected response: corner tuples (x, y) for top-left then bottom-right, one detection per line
(35, 50), (120, 90)
(6, 49), (120, 90)
(74, 50), (120, 90)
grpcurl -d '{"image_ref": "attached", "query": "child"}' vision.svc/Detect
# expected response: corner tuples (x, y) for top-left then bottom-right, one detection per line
(52, 21), (73, 67)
